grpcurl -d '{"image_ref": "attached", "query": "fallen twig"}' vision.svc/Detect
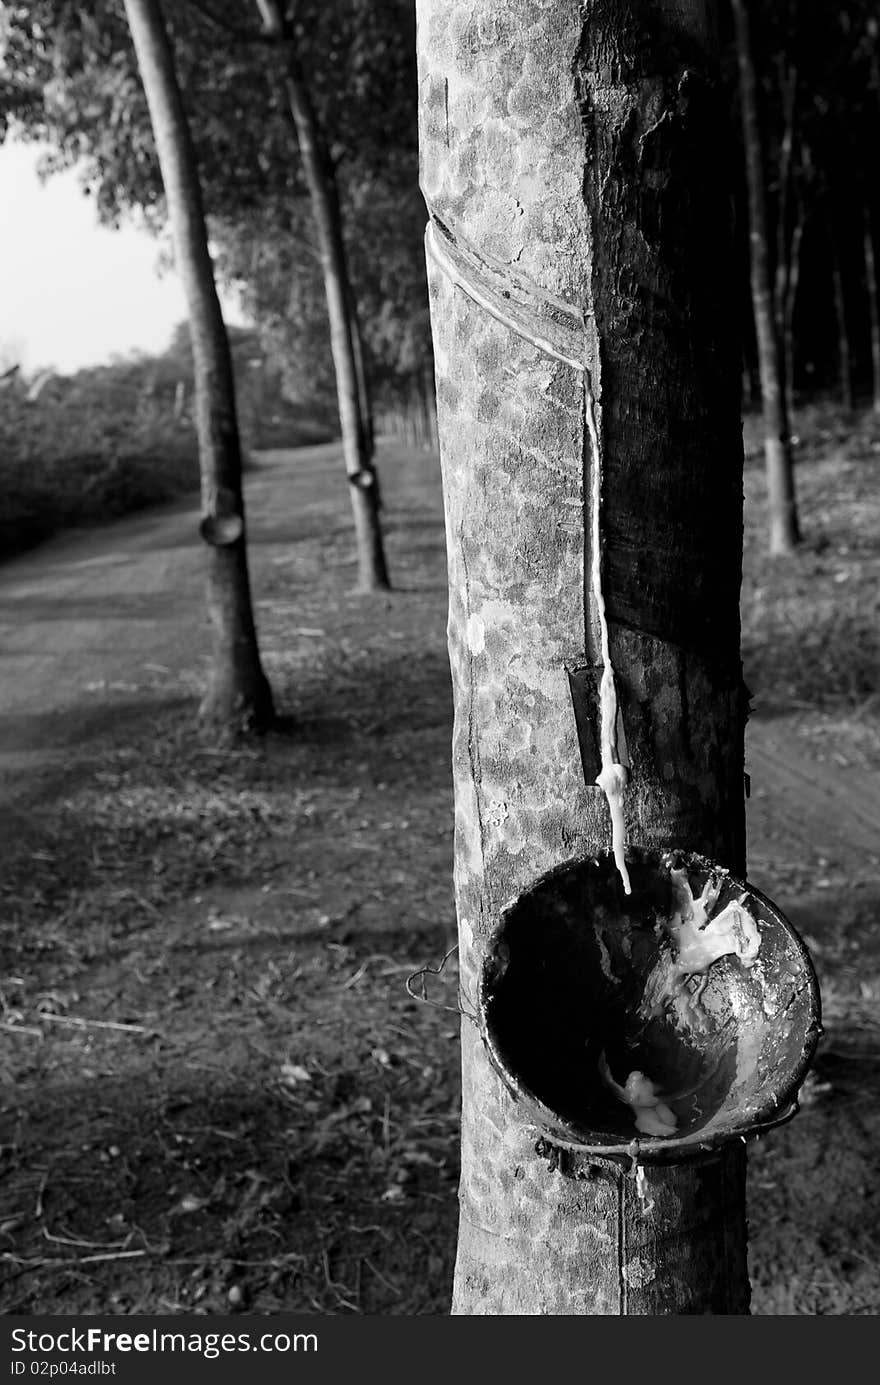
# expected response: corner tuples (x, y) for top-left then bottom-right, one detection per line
(76, 1249), (145, 1265)
(1, 1249), (147, 1269)
(161, 1254), (308, 1267)
(37, 1014), (153, 1035)
(42, 1226), (130, 1251)
(342, 961), (370, 990)
(363, 1257), (402, 1296)
(120, 890), (163, 916)
(34, 1168), (48, 1220)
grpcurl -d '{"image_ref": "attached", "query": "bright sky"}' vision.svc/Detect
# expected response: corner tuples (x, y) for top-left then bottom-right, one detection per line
(0, 140), (242, 375)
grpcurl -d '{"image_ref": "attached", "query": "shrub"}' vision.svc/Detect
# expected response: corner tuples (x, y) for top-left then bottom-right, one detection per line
(0, 328), (334, 560)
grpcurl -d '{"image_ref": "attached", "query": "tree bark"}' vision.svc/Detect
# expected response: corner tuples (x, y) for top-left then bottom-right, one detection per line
(783, 214), (803, 422)
(349, 301), (376, 463)
(772, 62), (795, 334)
(122, 0), (274, 736)
(255, 0), (390, 593)
(419, 0), (750, 1314)
(829, 218), (854, 413)
(864, 204), (880, 414)
(772, 61), (798, 423)
(731, 0), (801, 555)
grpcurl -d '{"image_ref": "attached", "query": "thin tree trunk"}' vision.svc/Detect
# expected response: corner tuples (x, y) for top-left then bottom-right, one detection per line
(773, 61), (799, 422)
(283, 62), (389, 588)
(419, 0), (750, 1314)
(122, 0), (273, 736)
(255, 0), (389, 593)
(864, 204), (880, 414)
(772, 61), (797, 345)
(349, 302), (375, 462)
(742, 346), (758, 409)
(784, 214), (804, 424)
(731, 0), (801, 555)
(829, 219), (854, 413)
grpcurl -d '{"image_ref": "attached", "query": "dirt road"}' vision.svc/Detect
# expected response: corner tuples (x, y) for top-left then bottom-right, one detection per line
(2, 444), (876, 888)
(0, 445), (343, 724)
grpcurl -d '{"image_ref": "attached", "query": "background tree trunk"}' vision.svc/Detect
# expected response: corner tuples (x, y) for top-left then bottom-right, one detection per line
(772, 61), (799, 424)
(282, 58), (389, 591)
(772, 61), (797, 346)
(864, 203), (880, 414)
(731, 0), (801, 556)
(256, 0), (390, 593)
(783, 214), (803, 422)
(419, 0), (750, 1314)
(348, 301), (375, 461)
(123, 0), (274, 737)
(828, 218), (854, 413)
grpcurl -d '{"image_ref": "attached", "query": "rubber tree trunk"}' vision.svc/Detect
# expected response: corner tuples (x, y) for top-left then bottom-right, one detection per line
(864, 204), (880, 414)
(731, 0), (801, 555)
(418, 0), (750, 1314)
(829, 220), (854, 413)
(772, 63), (798, 422)
(783, 215), (803, 422)
(350, 304), (376, 463)
(123, 0), (274, 736)
(255, 0), (389, 593)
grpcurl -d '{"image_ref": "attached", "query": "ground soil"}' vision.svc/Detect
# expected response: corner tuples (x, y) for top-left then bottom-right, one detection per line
(1, 428), (878, 1315)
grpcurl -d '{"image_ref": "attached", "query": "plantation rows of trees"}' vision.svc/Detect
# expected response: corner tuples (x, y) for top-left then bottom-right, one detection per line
(729, 1), (880, 411)
(1, 0), (878, 727)
(3, 3), (878, 413)
(1, 2), (878, 536)
(0, 0), (435, 444)
(0, 5), (874, 423)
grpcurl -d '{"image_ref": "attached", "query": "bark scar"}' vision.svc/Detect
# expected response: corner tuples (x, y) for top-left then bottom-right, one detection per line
(459, 539), (489, 895)
(425, 208), (591, 371)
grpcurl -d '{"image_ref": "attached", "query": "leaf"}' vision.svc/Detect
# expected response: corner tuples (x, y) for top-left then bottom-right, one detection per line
(175, 1193), (209, 1214)
(280, 1061), (312, 1087)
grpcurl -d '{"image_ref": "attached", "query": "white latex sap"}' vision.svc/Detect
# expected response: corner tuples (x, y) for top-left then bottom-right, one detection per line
(585, 388), (631, 895)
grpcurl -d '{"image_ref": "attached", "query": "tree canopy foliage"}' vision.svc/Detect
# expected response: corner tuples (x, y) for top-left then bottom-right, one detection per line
(2, 2), (880, 416)
(0, 0), (430, 416)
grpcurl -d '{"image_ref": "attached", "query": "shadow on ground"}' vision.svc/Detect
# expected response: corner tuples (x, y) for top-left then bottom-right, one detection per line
(3, 1061), (459, 1315)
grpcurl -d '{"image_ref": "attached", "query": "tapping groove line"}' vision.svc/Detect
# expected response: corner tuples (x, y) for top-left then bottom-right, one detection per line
(425, 212), (589, 372)
(426, 205), (631, 890)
